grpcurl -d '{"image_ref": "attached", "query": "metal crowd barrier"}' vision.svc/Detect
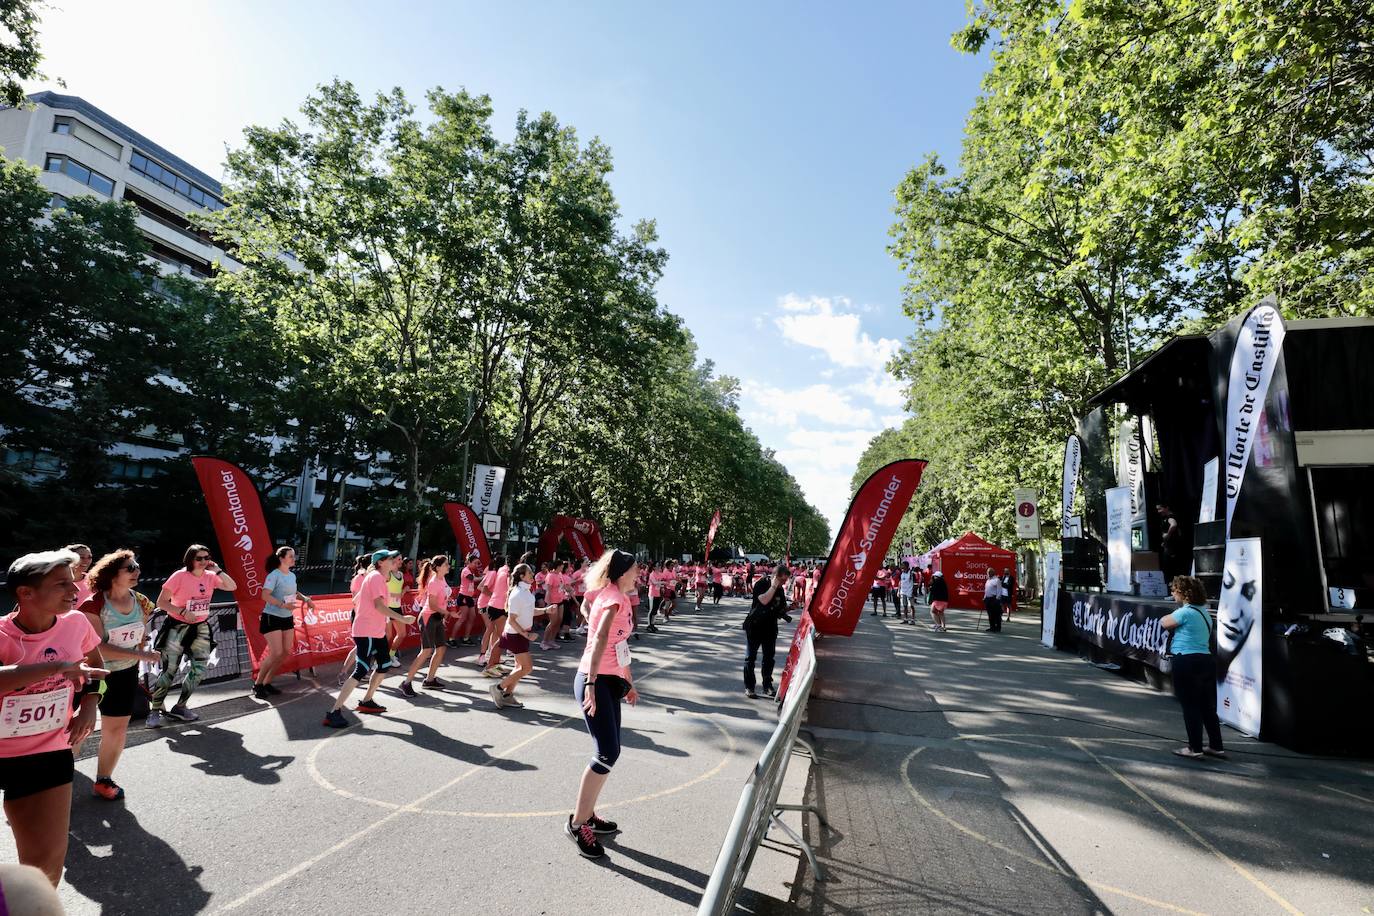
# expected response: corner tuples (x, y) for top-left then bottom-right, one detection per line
(141, 601), (249, 689)
(698, 632), (825, 915)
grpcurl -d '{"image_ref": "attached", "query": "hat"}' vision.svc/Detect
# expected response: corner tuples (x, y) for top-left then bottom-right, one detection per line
(371, 549), (399, 565)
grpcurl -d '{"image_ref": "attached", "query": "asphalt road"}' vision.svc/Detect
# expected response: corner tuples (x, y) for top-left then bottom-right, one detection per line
(780, 604), (1374, 915)
(2, 596), (806, 916)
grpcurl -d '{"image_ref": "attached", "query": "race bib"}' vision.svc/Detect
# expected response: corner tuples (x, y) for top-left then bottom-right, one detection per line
(282, 593), (297, 610)
(106, 622), (144, 649)
(0, 687), (70, 738)
(614, 640), (632, 668)
(183, 596), (211, 622)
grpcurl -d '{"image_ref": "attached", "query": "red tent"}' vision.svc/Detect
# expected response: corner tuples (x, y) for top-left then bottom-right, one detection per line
(930, 532), (1018, 610)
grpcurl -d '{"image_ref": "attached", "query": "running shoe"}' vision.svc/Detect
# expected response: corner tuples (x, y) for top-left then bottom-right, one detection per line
(321, 709), (349, 729)
(745, 688), (759, 699)
(145, 710), (164, 728)
(252, 684), (270, 700)
(165, 704), (199, 723)
(566, 815), (605, 859)
(489, 684), (505, 707)
(586, 813), (619, 834)
(646, 625), (659, 633)
(446, 639), (462, 649)
(398, 681), (417, 698)
(503, 695), (524, 708)
(763, 684), (777, 698)
(355, 699), (387, 715)
(540, 642), (558, 651)
(421, 678), (447, 690)
(482, 666), (502, 678)
(262, 682), (282, 695)
(381, 657), (401, 671)
(91, 777), (124, 801)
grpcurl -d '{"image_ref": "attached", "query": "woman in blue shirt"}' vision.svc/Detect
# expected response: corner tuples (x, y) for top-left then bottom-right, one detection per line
(1160, 576), (1227, 760)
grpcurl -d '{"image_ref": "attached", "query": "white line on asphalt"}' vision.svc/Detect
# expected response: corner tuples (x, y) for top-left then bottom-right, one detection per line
(209, 620), (739, 913)
(1319, 783), (1374, 807)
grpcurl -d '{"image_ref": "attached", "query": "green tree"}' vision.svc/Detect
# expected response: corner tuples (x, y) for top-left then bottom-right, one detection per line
(0, 0), (44, 109)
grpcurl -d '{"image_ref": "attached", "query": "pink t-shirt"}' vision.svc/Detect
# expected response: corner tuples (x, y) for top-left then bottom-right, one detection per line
(0, 611), (101, 758)
(489, 566), (511, 610)
(545, 571), (564, 601)
(711, 568), (723, 584)
(422, 575), (449, 621)
(349, 571), (366, 596)
(476, 569), (496, 609)
(578, 586), (633, 678)
(458, 564), (480, 598)
(571, 568), (586, 596)
(72, 578), (93, 611)
(162, 570), (224, 624)
(353, 569), (390, 638)
(646, 571), (660, 599)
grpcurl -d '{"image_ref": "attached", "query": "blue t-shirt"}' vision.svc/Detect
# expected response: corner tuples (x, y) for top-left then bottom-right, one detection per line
(262, 569), (297, 618)
(1168, 604), (1212, 655)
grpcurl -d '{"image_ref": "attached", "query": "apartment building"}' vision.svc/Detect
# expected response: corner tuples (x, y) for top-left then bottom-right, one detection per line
(0, 92), (365, 559)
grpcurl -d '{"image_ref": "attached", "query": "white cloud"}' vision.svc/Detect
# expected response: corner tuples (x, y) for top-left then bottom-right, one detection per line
(740, 380), (876, 429)
(855, 371), (905, 408)
(882, 413), (908, 429)
(774, 294), (900, 369)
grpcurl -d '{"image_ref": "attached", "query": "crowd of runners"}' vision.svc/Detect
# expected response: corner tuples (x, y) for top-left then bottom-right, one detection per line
(0, 540), (826, 891)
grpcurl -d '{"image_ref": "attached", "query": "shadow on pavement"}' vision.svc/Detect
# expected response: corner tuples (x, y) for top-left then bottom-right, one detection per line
(65, 773), (212, 916)
(597, 836), (709, 906)
(161, 724), (294, 783)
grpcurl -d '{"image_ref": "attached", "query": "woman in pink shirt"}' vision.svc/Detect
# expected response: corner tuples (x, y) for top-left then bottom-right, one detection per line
(565, 549), (639, 860)
(479, 556), (512, 678)
(448, 552), (483, 648)
(0, 549), (108, 886)
(537, 563), (563, 651)
(400, 555), (454, 696)
(64, 544), (93, 611)
(149, 544), (237, 727)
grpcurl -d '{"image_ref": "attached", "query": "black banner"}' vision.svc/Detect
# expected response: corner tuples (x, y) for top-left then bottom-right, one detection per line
(1061, 589), (1173, 669)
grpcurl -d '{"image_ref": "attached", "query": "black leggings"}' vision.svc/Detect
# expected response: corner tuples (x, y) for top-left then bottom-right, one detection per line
(574, 671), (625, 775)
(1172, 653), (1223, 752)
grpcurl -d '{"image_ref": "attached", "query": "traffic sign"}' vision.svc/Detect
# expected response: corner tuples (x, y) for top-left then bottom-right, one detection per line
(1014, 489), (1040, 539)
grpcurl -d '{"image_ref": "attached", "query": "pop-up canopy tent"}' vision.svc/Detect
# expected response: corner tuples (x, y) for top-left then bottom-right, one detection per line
(930, 532), (1017, 610)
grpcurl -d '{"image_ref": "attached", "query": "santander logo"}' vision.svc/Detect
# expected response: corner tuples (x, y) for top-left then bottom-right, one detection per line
(235, 534), (253, 552)
(850, 551), (867, 571)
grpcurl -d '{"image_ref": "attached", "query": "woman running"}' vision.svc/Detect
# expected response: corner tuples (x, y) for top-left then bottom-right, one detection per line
(566, 549), (639, 859)
(491, 563), (556, 708)
(65, 545), (93, 611)
(448, 552), (483, 647)
(1, 550), (107, 885)
(322, 551), (416, 727)
(254, 546), (315, 699)
(480, 556), (512, 678)
(401, 555), (454, 696)
(78, 550), (159, 801)
(149, 545), (237, 727)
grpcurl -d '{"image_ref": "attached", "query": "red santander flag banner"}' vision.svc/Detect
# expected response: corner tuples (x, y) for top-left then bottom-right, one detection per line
(810, 459), (926, 637)
(776, 608), (814, 702)
(443, 502), (490, 567)
(705, 509), (722, 559)
(190, 457), (273, 671)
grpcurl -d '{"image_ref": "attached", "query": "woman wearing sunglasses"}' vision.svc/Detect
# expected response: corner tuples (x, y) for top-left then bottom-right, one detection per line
(78, 550), (160, 800)
(148, 545), (237, 728)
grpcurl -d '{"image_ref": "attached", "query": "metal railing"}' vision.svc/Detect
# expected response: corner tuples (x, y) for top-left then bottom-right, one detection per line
(698, 632), (825, 915)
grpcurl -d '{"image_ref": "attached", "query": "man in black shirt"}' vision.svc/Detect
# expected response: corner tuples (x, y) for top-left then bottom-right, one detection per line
(743, 564), (792, 698)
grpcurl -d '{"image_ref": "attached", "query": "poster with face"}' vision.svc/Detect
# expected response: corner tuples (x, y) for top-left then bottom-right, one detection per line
(1216, 537), (1262, 736)
(1041, 551), (1061, 649)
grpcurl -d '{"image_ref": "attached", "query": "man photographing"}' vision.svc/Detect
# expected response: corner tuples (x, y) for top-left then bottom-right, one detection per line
(742, 563), (792, 699)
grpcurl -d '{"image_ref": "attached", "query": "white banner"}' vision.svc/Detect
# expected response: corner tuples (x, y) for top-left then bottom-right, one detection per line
(1062, 435), (1082, 537)
(1014, 488), (1041, 539)
(1198, 457), (1219, 524)
(1224, 302), (1286, 537)
(1106, 486), (1132, 593)
(470, 464), (506, 518)
(1216, 537), (1263, 736)
(1117, 418), (1146, 526)
(1041, 551), (1061, 649)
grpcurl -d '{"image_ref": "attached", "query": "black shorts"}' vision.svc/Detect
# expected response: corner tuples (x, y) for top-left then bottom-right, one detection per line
(455, 594), (476, 608)
(0, 749), (74, 801)
(485, 606), (508, 622)
(259, 612), (295, 634)
(420, 614), (446, 650)
(99, 665), (141, 718)
(349, 636), (390, 682)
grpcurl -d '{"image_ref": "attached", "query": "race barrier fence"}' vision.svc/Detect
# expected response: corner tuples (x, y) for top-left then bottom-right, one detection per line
(697, 629), (824, 915)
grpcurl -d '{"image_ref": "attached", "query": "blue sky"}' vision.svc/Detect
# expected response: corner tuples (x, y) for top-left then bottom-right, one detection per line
(28, 1), (988, 534)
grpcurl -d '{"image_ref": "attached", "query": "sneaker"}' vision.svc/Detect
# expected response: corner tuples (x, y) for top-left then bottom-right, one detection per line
(356, 699), (387, 715)
(575, 626), (588, 636)
(646, 625), (659, 633)
(263, 683), (282, 695)
(763, 684), (777, 698)
(745, 688), (759, 699)
(165, 704), (199, 723)
(482, 666), (503, 678)
(1203, 747), (1228, 760)
(145, 710), (164, 728)
(421, 678), (447, 690)
(503, 694), (524, 709)
(446, 639), (462, 649)
(252, 684), (270, 700)
(477, 653), (489, 666)
(380, 657), (401, 671)
(321, 709), (349, 729)
(489, 684), (505, 707)
(566, 814), (605, 859)
(92, 777), (124, 801)
(540, 642), (559, 651)
(586, 812), (619, 834)
(398, 681), (417, 698)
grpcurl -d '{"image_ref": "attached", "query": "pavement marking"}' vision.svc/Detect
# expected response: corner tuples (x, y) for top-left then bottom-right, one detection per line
(210, 623), (737, 913)
(1319, 783), (1374, 807)
(304, 707), (735, 817)
(900, 744), (1208, 915)
(1070, 738), (1305, 916)
(928, 763), (992, 780)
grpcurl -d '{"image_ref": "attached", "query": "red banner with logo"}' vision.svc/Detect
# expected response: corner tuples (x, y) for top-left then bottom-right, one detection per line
(191, 457), (273, 672)
(809, 459), (926, 637)
(444, 502), (490, 567)
(776, 607), (814, 702)
(537, 515), (606, 564)
(705, 509), (722, 559)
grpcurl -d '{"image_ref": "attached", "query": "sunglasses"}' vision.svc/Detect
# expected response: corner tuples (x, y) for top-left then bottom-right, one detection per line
(194, 555), (211, 562)
(123, 563), (140, 573)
